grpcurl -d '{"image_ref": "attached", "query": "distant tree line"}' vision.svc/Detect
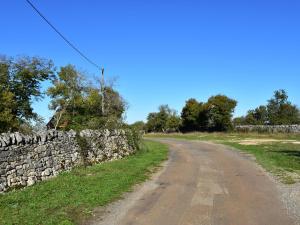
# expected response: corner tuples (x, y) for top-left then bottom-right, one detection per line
(141, 95), (237, 133)
(233, 89), (299, 126)
(140, 90), (299, 133)
(0, 55), (126, 133)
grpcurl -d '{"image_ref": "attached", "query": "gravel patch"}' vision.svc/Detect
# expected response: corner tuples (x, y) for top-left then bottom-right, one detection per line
(278, 183), (300, 225)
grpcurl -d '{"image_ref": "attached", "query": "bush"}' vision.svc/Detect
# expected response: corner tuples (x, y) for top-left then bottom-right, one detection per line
(125, 127), (142, 151)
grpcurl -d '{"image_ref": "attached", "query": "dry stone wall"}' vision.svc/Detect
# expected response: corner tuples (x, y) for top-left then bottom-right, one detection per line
(0, 129), (135, 193)
(235, 125), (300, 133)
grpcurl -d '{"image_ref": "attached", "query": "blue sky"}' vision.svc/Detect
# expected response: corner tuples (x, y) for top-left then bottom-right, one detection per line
(1, 0), (299, 123)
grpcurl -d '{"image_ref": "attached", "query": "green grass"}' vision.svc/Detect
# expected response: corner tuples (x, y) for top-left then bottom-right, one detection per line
(146, 131), (300, 141)
(146, 132), (300, 184)
(0, 141), (168, 225)
(224, 142), (300, 184)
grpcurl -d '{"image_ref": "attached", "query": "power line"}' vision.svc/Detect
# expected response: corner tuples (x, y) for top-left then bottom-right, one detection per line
(25, 0), (101, 70)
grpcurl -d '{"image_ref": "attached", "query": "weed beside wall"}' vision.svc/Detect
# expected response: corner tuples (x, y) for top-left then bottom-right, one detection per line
(125, 128), (142, 151)
(75, 133), (91, 166)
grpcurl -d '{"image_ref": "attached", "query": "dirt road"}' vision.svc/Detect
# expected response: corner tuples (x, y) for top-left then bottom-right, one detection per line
(91, 139), (295, 225)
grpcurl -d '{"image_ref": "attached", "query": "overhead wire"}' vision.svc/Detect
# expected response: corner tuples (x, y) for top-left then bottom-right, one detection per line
(25, 0), (102, 70)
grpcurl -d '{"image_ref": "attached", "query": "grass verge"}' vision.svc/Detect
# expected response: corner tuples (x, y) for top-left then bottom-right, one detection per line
(145, 132), (300, 141)
(223, 142), (300, 184)
(0, 140), (168, 225)
(146, 132), (300, 184)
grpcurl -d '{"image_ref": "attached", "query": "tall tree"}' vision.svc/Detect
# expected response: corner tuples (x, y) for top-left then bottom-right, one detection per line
(181, 98), (201, 132)
(146, 105), (181, 132)
(197, 103), (209, 130)
(47, 65), (126, 130)
(84, 86), (127, 129)
(233, 116), (246, 126)
(166, 115), (181, 132)
(0, 89), (18, 132)
(103, 86), (126, 119)
(0, 56), (54, 132)
(245, 105), (268, 125)
(146, 112), (160, 132)
(267, 89), (299, 125)
(206, 95), (237, 131)
(47, 65), (86, 129)
(130, 121), (146, 131)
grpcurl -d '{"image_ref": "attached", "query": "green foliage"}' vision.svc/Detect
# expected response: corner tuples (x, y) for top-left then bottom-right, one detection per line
(146, 112), (161, 132)
(75, 133), (91, 166)
(0, 56), (54, 132)
(244, 105), (268, 125)
(103, 86), (126, 119)
(267, 89), (299, 125)
(206, 95), (237, 131)
(125, 128), (142, 151)
(47, 65), (85, 113)
(147, 89), (298, 133)
(130, 121), (146, 132)
(235, 90), (300, 125)
(0, 89), (18, 132)
(166, 115), (182, 132)
(197, 103), (209, 130)
(232, 116), (245, 126)
(47, 65), (126, 130)
(47, 65), (85, 130)
(181, 98), (202, 131)
(180, 95), (237, 132)
(146, 105), (181, 132)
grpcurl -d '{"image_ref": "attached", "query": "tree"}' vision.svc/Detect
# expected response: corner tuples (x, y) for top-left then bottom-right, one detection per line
(245, 105), (268, 125)
(47, 65), (126, 130)
(146, 112), (160, 132)
(233, 116), (246, 126)
(103, 86), (126, 119)
(157, 105), (172, 132)
(84, 86), (127, 130)
(130, 121), (146, 131)
(31, 116), (47, 132)
(146, 105), (169, 132)
(0, 56), (54, 132)
(233, 90), (299, 126)
(146, 105), (181, 132)
(166, 115), (181, 132)
(206, 95), (237, 131)
(267, 89), (299, 125)
(0, 89), (18, 132)
(47, 65), (85, 129)
(0, 60), (18, 132)
(181, 98), (201, 132)
(197, 103), (209, 130)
